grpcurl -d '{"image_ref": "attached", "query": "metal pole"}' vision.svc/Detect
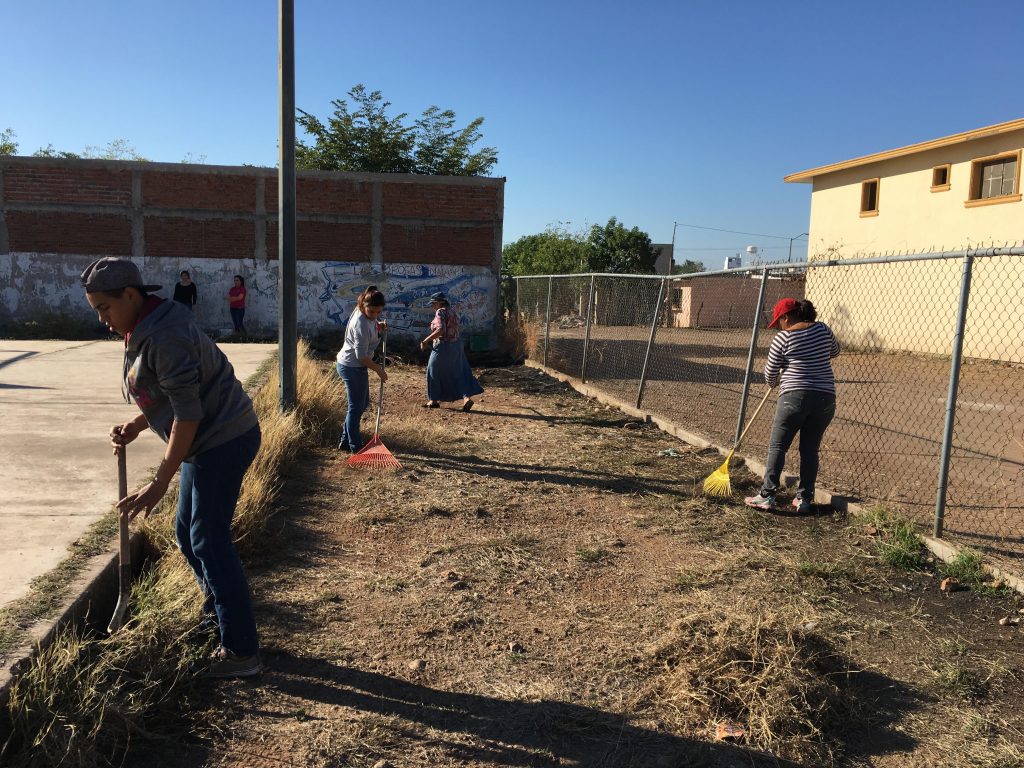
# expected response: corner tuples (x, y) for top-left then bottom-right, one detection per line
(543, 276), (553, 368)
(735, 267), (770, 443)
(278, 0), (297, 411)
(581, 275), (595, 383)
(636, 277), (668, 408)
(934, 254), (974, 538)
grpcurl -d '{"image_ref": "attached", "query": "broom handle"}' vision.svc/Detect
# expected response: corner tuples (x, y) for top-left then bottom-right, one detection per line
(373, 330), (386, 437)
(734, 388), (773, 451)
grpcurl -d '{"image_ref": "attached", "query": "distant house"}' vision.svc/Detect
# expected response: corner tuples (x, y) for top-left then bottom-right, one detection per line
(785, 117), (1022, 256)
(784, 118), (1023, 360)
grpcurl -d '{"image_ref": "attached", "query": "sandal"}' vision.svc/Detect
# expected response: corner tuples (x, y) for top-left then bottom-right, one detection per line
(462, 399), (474, 412)
(422, 401), (439, 409)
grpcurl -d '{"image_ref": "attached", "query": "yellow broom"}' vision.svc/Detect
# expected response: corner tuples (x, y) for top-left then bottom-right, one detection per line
(703, 388), (773, 498)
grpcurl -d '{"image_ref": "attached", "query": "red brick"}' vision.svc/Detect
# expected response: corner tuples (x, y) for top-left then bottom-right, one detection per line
(4, 167), (131, 206)
(382, 224), (495, 265)
(383, 183), (498, 220)
(266, 178), (373, 216)
(144, 217), (254, 258)
(6, 211), (131, 254)
(143, 172), (257, 211)
(267, 221), (372, 261)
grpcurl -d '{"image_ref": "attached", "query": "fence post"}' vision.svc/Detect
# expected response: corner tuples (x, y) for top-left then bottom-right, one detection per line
(637, 277), (668, 408)
(934, 254), (974, 538)
(581, 275), (596, 383)
(735, 267), (771, 444)
(543, 276), (553, 369)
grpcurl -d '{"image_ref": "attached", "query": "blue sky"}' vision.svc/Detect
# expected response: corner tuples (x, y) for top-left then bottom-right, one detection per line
(3, 0), (1020, 267)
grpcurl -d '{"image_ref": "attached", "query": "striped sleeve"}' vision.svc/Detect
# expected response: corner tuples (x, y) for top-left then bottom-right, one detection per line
(763, 333), (787, 387)
(829, 327), (841, 358)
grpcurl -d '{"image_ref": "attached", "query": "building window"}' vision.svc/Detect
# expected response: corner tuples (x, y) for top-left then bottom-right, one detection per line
(931, 164), (950, 191)
(860, 178), (879, 216)
(966, 151), (1021, 207)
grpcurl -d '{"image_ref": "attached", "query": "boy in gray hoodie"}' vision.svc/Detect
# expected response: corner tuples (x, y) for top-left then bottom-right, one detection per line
(81, 257), (262, 678)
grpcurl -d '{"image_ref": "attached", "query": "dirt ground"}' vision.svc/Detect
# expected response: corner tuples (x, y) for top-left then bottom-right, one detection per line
(125, 363), (1023, 768)
(543, 325), (1024, 567)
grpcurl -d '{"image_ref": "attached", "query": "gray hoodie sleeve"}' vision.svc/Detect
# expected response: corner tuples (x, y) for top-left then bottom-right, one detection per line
(352, 315), (378, 361)
(152, 338), (204, 421)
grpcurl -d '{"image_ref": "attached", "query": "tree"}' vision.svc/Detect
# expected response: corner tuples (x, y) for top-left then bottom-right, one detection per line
(585, 217), (658, 274)
(502, 225), (589, 276)
(296, 84), (497, 176)
(673, 259), (704, 274)
(0, 128), (18, 155)
(34, 138), (147, 161)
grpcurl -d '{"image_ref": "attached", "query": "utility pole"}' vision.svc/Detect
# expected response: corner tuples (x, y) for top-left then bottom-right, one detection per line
(278, 0), (297, 411)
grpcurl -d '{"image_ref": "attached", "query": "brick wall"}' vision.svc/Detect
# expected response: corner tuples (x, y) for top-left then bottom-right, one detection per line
(0, 157), (504, 270)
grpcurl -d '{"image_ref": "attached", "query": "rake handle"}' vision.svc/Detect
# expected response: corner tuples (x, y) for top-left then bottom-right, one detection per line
(108, 447), (130, 633)
(373, 330), (387, 437)
(733, 388), (773, 451)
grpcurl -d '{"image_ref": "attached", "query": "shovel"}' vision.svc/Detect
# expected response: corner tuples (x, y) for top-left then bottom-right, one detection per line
(107, 447), (130, 634)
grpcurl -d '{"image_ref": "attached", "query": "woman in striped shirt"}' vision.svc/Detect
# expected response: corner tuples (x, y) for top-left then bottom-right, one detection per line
(745, 298), (840, 514)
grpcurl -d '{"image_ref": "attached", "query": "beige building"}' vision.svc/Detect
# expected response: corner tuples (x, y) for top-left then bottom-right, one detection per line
(785, 118), (1023, 360)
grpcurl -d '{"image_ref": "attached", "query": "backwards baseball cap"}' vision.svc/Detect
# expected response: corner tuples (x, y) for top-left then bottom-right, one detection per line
(429, 291), (447, 302)
(80, 257), (162, 294)
(767, 298), (800, 328)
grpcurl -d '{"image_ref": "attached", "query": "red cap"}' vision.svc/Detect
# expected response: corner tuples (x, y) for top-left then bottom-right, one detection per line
(768, 298), (799, 328)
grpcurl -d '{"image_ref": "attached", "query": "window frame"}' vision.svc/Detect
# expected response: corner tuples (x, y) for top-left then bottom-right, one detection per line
(859, 178), (880, 217)
(930, 164), (951, 192)
(964, 150), (1021, 208)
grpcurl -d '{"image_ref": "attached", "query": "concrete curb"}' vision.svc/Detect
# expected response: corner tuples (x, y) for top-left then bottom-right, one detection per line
(0, 530), (149, 728)
(524, 359), (1024, 596)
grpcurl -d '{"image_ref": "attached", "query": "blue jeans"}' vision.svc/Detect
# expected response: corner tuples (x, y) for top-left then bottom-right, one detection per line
(337, 363), (370, 452)
(761, 390), (836, 501)
(176, 425), (261, 656)
(230, 307), (245, 333)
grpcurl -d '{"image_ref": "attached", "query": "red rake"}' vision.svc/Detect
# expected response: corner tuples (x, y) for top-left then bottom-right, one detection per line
(347, 331), (402, 470)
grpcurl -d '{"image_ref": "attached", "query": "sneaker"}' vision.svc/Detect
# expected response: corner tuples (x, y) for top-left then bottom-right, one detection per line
(203, 646), (263, 679)
(792, 497), (812, 514)
(744, 493), (776, 511)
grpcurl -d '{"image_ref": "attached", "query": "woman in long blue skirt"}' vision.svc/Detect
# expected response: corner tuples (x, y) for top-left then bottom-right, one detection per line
(420, 292), (483, 411)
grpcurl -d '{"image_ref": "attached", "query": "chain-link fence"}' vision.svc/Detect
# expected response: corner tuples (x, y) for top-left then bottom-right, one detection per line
(513, 245), (1024, 572)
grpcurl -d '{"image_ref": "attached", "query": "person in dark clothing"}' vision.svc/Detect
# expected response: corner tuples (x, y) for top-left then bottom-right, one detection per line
(172, 270), (198, 311)
(81, 257), (263, 679)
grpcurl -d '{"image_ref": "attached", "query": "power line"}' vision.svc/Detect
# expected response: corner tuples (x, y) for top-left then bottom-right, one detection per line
(676, 244), (807, 252)
(675, 222), (807, 241)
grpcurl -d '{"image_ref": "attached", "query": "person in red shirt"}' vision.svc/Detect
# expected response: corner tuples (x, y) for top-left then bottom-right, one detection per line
(227, 275), (247, 334)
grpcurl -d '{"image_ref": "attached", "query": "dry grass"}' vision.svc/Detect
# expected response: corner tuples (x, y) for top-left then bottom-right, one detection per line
(644, 590), (848, 764)
(1, 341), (341, 768)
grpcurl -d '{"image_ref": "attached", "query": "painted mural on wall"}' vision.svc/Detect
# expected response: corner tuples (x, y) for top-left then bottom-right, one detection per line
(316, 262), (494, 337)
(0, 254), (497, 340)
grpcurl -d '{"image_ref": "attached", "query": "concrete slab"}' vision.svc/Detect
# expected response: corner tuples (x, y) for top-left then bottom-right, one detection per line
(0, 340), (272, 608)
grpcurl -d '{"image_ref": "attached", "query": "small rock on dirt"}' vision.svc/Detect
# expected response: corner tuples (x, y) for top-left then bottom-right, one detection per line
(940, 577), (961, 593)
(715, 721), (745, 741)
(622, 421), (643, 430)
(999, 616), (1020, 626)
(508, 642), (525, 653)
(450, 580), (469, 590)
(408, 659), (426, 672)
(373, 761), (393, 768)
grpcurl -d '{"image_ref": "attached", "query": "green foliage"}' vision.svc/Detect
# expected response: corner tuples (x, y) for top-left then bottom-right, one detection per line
(674, 259), (705, 274)
(503, 217), (659, 276)
(860, 508), (926, 570)
(585, 217), (658, 274)
(502, 224), (588, 276)
(33, 138), (147, 161)
(1, 127), (18, 155)
(938, 548), (1006, 593)
(296, 84), (497, 176)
